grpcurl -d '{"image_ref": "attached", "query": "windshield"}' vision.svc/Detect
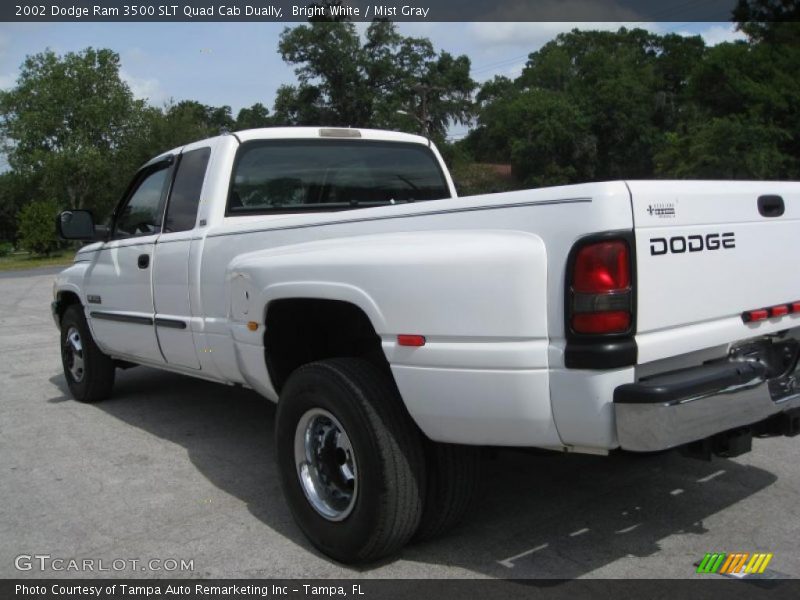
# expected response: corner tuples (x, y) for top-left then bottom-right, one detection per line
(227, 139), (451, 214)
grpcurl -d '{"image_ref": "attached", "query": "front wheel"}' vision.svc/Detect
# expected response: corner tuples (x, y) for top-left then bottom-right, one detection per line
(60, 304), (115, 402)
(275, 358), (426, 564)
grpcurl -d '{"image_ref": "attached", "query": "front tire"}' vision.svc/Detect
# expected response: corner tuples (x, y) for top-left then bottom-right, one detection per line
(275, 358), (425, 563)
(60, 304), (115, 403)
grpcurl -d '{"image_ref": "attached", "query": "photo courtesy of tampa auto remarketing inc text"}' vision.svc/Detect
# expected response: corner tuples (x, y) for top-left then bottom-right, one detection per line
(1, 0), (799, 598)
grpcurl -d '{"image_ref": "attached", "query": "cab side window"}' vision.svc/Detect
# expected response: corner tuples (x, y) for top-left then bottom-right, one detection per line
(114, 165), (170, 239)
(164, 147), (211, 233)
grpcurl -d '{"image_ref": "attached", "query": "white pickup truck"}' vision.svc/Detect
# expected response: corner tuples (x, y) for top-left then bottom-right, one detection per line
(53, 127), (800, 563)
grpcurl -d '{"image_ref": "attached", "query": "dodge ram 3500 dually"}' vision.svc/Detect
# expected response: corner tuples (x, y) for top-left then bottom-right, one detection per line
(53, 127), (800, 563)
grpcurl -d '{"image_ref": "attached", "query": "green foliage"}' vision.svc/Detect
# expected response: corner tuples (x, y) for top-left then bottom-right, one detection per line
(733, 1), (800, 44)
(0, 49), (268, 239)
(655, 117), (789, 179)
(445, 140), (520, 195)
(506, 90), (596, 187)
(16, 199), (60, 256)
(122, 100), (234, 163)
(470, 28), (696, 182)
(519, 28), (669, 179)
(275, 19), (475, 139)
(235, 103), (274, 130)
(450, 162), (518, 196)
(0, 242), (12, 257)
(656, 20), (800, 179)
(0, 48), (143, 217)
(115, 99), (276, 177)
(470, 21), (800, 183)
(0, 171), (37, 243)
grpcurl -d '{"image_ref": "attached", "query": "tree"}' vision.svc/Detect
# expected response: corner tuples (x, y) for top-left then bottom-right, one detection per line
(0, 171), (37, 243)
(274, 18), (475, 139)
(448, 161), (518, 196)
(16, 199), (60, 256)
(656, 10), (800, 179)
(470, 86), (596, 188)
(466, 25), (800, 183)
(235, 102), (274, 129)
(0, 48), (144, 218)
(144, 100), (234, 148)
(517, 28), (674, 180)
(116, 100), (267, 178)
(656, 116), (788, 178)
(733, 0), (800, 44)
(468, 28), (685, 183)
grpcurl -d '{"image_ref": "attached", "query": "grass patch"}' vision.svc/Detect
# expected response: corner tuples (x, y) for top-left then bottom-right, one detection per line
(0, 251), (75, 272)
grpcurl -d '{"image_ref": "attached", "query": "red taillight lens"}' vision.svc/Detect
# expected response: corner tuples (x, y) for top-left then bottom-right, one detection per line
(770, 305), (790, 318)
(743, 302), (800, 323)
(573, 241), (630, 294)
(572, 311), (631, 334)
(744, 309), (769, 322)
(570, 239), (632, 335)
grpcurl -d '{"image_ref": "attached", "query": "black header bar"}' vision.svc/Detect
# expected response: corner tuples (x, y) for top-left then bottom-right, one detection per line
(3, 578), (799, 600)
(4, 0), (755, 23)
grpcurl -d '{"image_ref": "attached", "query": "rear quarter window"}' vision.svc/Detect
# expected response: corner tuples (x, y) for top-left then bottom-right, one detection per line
(164, 147), (211, 233)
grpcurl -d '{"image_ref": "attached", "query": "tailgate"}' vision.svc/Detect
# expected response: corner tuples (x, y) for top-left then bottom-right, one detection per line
(628, 180), (800, 364)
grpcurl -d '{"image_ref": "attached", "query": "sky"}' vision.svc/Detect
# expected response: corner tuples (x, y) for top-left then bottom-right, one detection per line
(0, 21), (746, 143)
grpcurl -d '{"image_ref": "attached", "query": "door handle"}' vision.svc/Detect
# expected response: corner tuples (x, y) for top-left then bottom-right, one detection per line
(758, 195), (784, 218)
(137, 254), (150, 269)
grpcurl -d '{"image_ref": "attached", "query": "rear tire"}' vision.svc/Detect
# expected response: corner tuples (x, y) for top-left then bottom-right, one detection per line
(60, 304), (115, 403)
(414, 441), (481, 542)
(275, 358), (426, 563)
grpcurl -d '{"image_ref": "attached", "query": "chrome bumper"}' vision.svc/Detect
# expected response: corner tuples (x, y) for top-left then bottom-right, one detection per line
(614, 346), (800, 452)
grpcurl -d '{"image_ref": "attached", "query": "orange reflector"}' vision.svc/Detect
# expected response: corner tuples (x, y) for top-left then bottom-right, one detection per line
(247, 321), (259, 331)
(397, 334), (426, 347)
(770, 305), (790, 318)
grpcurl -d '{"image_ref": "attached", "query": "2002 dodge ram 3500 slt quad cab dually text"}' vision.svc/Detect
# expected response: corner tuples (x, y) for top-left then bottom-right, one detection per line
(53, 127), (800, 563)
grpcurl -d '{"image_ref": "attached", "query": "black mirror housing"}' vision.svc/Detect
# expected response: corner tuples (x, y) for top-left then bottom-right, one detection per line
(56, 210), (102, 241)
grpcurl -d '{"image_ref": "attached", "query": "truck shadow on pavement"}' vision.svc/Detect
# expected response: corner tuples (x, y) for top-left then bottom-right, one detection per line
(50, 366), (779, 578)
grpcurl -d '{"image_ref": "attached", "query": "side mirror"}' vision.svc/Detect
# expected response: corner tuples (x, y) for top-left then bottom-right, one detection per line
(56, 210), (105, 241)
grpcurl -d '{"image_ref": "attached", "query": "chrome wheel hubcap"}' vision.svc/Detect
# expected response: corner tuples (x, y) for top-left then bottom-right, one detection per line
(63, 326), (85, 383)
(294, 408), (358, 521)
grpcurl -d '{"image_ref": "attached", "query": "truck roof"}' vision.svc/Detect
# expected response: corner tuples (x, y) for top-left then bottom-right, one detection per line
(146, 127), (431, 167)
(236, 126), (430, 145)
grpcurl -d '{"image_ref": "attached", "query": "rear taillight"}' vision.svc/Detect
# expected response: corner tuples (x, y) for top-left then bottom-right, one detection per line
(573, 241), (630, 293)
(569, 239), (633, 335)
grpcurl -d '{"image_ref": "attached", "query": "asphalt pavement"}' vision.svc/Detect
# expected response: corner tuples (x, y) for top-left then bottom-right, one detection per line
(2, 268), (800, 579)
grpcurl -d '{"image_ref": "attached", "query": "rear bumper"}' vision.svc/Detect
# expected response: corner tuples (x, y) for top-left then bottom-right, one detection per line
(615, 357), (800, 452)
